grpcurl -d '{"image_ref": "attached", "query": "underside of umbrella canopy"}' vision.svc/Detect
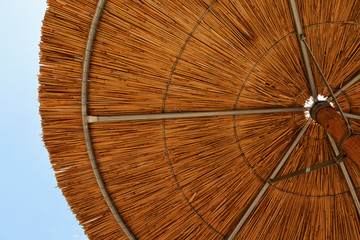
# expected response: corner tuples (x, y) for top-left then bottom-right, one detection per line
(39, 0), (360, 239)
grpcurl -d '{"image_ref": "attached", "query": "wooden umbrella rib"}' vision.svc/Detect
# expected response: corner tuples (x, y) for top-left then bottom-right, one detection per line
(331, 72), (360, 100)
(81, 0), (136, 239)
(326, 133), (360, 218)
(302, 22), (360, 104)
(302, 37), (353, 133)
(227, 119), (312, 240)
(288, 0), (317, 100)
(344, 113), (360, 120)
(87, 107), (308, 123)
(339, 161), (360, 217)
(269, 159), (338, 184)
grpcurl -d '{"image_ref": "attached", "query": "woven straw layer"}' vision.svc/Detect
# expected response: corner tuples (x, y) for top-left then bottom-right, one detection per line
(39, 0), (360, 239)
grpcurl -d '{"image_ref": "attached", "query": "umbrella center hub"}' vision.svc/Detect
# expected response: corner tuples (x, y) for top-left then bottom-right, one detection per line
(309, 100), (333, 121)
(304, 94), (331, 119)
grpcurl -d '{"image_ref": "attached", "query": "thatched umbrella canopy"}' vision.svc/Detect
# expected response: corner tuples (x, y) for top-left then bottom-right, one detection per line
(39, 0), (360, 239)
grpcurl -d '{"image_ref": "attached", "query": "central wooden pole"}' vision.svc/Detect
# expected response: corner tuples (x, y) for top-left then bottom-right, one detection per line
(315, 106), (360, 167)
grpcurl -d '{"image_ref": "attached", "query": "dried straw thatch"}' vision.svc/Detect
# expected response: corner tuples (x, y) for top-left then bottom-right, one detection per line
(39, 0), (360, 239)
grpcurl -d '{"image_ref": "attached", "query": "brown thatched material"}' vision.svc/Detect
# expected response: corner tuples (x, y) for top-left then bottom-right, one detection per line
(39, 0), (360, 239)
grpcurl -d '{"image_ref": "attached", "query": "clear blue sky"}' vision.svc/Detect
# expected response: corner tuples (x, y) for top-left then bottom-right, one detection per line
(0, 1), (88, 239)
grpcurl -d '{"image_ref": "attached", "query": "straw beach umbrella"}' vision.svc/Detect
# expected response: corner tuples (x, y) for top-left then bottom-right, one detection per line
(39, 0), (360, 239)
